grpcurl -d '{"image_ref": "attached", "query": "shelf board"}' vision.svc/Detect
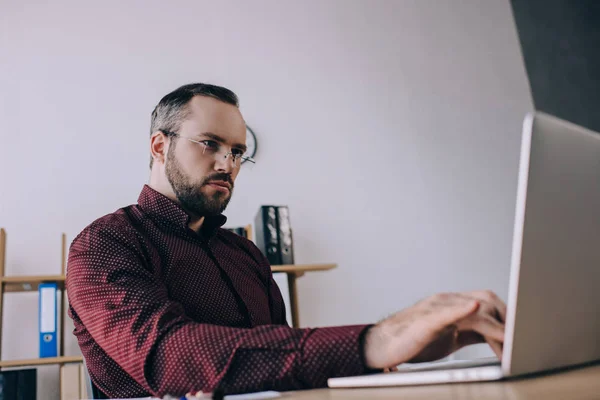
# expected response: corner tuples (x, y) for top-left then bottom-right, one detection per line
(0, 355), (82, 368)
(0, 264), (337, 290)
(1, 275), (65, 292)
(271, 263), (337, 274)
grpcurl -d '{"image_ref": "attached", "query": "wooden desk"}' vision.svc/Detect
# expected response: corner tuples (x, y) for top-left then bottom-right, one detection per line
(271, 263), (336, 328)
(281, 364), (600, 399)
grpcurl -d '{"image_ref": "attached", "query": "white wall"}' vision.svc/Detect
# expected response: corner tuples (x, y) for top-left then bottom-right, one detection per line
(0, 0), (533, 398)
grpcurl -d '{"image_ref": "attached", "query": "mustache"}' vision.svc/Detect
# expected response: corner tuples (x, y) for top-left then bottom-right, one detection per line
(203, 173), (233, 186)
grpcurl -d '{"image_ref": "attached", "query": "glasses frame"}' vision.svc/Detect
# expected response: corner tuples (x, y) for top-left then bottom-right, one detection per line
(161, 130), (256, 167)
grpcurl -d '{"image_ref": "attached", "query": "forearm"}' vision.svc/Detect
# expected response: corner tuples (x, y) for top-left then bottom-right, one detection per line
(146, 323), (372, 396)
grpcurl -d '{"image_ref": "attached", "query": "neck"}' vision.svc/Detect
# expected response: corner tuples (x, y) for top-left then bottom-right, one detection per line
(187, 216), (205, 232)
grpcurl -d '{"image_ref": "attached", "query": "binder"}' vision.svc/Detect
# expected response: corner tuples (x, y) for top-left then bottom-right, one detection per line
(277, 206), (295, 264)
(254, 206), (282, 265)
(38, 282), (58, 358)
(225, 227), (247, 238)
(0, 368), (37, 400)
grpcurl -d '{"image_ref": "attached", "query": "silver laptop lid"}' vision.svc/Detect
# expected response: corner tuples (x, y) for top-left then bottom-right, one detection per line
(503, 112), (600, 376)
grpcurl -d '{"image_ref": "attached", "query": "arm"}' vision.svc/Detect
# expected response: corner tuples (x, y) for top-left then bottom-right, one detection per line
(66, 220), (371, 396)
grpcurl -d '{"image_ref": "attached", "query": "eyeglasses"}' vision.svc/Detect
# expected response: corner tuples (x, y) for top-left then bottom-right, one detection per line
(161, 130), (255, 167)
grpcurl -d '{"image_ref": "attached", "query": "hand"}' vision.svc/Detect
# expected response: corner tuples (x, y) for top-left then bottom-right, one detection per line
(363, 291), (506, 369)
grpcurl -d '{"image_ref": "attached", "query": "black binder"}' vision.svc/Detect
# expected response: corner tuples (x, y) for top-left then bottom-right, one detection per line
(0, 368), (36, 400)
(255, 206), (282, 265)
(277, 206), (295, 264)
(225, 227), (247, 238)
(254, 205), (295, 265)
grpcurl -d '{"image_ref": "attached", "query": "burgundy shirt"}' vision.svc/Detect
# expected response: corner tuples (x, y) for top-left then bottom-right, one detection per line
(66, 185), (372, 397)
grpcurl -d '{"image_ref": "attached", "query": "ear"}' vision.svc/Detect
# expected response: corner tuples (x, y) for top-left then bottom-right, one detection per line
(150, 131), (168, 166)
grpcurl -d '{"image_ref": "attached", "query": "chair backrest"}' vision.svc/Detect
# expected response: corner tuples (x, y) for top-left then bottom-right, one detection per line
(90, 381), (108, 399)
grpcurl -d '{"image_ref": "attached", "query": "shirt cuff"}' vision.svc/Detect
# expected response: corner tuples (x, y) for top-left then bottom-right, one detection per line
(358, 324), (383, 374)
(297, 324), (378, 388)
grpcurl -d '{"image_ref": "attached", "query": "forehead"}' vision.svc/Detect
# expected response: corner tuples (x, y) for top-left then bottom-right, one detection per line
(179, 95), (246, 141)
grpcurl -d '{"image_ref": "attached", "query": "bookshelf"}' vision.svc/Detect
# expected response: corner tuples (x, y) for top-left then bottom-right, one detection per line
(2, 275), (66, 292)
(0, 225), (336, 397)
(0, 355), (83, 369)
(271, 263), (336, 275)
(270, 263), (337, 328)
(0, 228), (84, 398)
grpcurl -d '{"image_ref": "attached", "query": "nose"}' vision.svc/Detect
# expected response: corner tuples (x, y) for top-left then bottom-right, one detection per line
(213, 152), (235, 174)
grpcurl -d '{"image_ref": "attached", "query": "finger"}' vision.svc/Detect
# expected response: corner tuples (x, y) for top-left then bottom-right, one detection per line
(457, 311), (505, 343)
(485, 337), (504, 360)
(465, 290), (507, 323)
(423, 294), (480, 329)
(456, 331), (485, 348)
(465, 291), (506, 323)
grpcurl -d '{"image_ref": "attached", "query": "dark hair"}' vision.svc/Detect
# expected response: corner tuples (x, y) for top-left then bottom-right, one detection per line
(149, 83), (239, 168)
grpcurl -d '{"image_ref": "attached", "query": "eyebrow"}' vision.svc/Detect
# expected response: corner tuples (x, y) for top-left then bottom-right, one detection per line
(198, 132), (247, 152)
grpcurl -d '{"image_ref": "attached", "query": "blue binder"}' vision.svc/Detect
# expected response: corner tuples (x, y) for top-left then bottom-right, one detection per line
(38, 282), (58, 358)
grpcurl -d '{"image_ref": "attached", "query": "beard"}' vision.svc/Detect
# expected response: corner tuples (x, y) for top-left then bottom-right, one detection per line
(165, 143), (234, 217)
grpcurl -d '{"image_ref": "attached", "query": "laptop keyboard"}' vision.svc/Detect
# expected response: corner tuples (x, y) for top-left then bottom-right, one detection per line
(396, 356), (501, 373)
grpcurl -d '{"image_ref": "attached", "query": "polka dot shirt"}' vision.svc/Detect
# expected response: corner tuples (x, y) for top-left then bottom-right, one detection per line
(66, 185), (372, 397)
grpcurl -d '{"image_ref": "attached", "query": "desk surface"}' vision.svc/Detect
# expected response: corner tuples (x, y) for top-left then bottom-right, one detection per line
(282, 364), (600, 399)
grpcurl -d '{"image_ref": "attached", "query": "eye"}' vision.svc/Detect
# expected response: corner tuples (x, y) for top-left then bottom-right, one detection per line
(231, 149), (245, 158)
(200, 140), (219, 152)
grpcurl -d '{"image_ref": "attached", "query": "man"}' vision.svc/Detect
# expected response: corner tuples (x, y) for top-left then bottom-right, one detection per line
(66, 83), (506, 398)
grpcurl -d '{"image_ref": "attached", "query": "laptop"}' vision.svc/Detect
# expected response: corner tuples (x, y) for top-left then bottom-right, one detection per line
(328, 111), (600, 388)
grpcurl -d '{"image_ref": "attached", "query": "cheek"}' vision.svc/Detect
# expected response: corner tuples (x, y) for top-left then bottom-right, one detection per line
(176, 147), (212, 176)
(231, 168), (241, 182)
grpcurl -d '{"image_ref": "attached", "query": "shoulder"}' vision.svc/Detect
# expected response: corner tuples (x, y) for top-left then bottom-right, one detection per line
(67, 206), (150, 285)
(70, 206), (142, 254)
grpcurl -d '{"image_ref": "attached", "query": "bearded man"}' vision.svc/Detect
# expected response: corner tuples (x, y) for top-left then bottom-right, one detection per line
(66, 83), (506, 398)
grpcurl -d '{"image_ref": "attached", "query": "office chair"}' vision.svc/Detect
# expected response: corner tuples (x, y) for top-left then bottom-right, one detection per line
(90, 380), (108, 399)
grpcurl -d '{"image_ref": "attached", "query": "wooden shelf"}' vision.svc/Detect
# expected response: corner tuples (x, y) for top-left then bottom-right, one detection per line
(0, 355), (82, 368)
(269, 263), (337, 328)
(271, 263), (337, 274)
(1, 275), (65, 292)
(0, 265), (336, 290)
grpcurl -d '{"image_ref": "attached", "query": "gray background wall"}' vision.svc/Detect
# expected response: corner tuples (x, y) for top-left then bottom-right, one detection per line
(0, 0), (533, 398)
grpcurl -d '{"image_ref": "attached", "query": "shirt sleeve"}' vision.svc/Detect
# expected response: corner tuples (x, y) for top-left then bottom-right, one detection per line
(66, 220), (372, 396)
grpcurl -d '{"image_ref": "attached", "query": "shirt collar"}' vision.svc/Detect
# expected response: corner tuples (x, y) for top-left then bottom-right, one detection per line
(137, 184), (227, 237)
